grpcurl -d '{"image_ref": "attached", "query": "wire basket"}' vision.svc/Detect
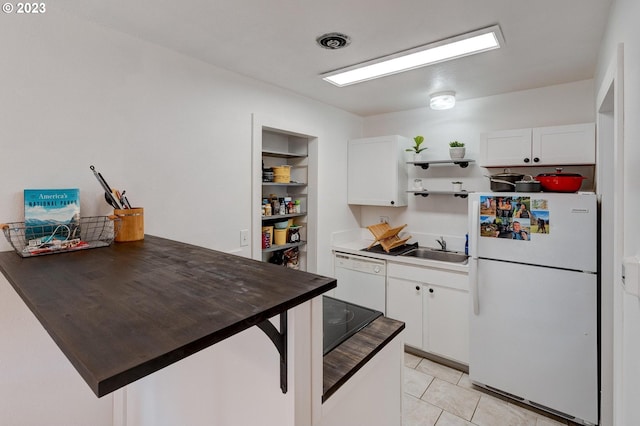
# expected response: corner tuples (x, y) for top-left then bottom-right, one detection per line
(1, 216), (121, 257)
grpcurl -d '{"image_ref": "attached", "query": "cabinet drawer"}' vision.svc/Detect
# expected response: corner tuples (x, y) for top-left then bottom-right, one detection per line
(388, 262), (468, 291)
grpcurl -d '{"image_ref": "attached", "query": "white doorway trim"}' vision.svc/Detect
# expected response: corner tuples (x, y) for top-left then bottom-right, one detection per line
(596, 42), (624, 426)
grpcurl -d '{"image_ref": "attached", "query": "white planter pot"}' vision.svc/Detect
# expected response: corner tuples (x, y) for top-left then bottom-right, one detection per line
(449, 147), (465, 159)
(413, 152), (424, 161)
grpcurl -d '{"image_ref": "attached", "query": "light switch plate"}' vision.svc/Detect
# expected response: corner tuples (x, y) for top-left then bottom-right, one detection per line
(240, 229), (249, 246)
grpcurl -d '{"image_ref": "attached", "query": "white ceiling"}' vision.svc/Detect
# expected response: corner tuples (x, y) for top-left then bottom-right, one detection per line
(57, 0), (612, 117)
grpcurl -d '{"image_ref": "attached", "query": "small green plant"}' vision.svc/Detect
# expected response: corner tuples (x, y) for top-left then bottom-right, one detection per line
(449, 141), (465, 147)
(406, 136), (427, 153)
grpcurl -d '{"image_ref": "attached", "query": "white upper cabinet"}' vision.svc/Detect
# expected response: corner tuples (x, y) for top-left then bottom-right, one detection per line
(479, 128), (532, 168)
(480, 123), (595, 167)
(532, 123), (595, 166)
(348, 135), (410, 207)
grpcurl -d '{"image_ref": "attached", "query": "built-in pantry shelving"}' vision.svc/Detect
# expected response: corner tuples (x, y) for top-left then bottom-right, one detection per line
(260, 129), (309, 270)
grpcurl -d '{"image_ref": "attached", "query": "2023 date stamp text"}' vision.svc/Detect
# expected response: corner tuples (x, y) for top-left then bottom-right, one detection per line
(2, 2), (46, 14)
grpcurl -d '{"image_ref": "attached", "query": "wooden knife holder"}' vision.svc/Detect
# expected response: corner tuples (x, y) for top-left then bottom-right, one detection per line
(114, 208), (144, 242)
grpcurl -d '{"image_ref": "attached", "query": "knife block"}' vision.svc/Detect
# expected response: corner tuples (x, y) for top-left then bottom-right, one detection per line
(114, 207), (144, 242)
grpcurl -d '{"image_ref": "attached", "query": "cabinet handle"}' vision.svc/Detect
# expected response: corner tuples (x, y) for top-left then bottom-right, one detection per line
(390, 201), (395, 205)
(533, 157), (540, 163)
(428, 288), (434, 293)
(524, 157), (530, 163)
(415, 286), (420, 291)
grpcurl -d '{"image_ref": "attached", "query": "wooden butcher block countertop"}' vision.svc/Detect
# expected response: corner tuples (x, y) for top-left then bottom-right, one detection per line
(0, 235), (336, 397)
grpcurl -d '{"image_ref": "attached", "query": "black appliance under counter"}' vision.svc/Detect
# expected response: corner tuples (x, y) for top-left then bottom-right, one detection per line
(0, 235), (336, 397)
(321, 297), (404, 403)
(323, 295), (383, 355)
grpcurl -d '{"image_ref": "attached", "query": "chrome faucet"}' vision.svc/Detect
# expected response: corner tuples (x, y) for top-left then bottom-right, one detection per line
(436, 236), (447, 251)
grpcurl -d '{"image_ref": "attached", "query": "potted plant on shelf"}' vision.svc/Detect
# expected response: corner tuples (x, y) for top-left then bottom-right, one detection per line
(449, 141), (465, 159)
(406, 136), (427, 161)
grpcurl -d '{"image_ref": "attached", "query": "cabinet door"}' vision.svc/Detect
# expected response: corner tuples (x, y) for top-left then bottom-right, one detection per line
(479, 128), (532, 167)
(532, 123), (595, 165)
(347, 136), (409, 206)
(423, 285), (469, 364)
(387, 277), (422, 348)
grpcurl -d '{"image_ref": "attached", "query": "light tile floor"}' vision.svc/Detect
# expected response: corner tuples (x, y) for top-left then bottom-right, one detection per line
(403, 352), (581, 426)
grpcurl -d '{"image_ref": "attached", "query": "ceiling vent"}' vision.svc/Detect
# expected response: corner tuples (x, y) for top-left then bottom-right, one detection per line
(316, 33), (351, 50)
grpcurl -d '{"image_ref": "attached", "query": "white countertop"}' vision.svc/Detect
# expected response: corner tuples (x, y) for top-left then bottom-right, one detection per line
(331, 235), (469, 273)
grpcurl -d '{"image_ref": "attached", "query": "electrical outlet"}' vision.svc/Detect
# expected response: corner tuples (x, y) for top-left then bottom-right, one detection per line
(379, 216), (390, 224)
(240, 229), (249, 246)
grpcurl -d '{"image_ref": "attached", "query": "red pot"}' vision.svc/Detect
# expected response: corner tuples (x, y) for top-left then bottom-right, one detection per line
(535, 168), (585, 193)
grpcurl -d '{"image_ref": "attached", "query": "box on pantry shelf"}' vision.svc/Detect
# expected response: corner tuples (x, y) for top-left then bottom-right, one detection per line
(262, 225), (274, 245)
(272, 165), (291, 183)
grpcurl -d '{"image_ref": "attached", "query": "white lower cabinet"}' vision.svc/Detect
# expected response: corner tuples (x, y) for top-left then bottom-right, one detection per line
(387, 277), (423, 348)
(387, 262), (469, 364)
(423, 283), (469, 364)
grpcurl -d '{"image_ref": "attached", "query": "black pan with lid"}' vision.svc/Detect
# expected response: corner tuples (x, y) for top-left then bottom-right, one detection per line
(515, 175), (542, 192)
(487, 169), (524, 192)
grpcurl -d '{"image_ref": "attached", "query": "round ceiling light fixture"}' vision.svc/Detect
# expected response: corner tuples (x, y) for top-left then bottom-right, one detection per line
(316, 32), (351, 50)
(430, 91), (456, 110)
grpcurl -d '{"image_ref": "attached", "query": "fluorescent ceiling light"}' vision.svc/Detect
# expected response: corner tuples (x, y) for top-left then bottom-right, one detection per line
(322, 25), (503, 87)
(430, 92), (456, 110)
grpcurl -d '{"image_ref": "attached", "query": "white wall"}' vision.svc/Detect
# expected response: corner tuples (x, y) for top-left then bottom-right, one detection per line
(0, 9), (362, 272)
(360, 80), (595, 250)
(595, 1), (640, 425)
(0, 8), (361, 425)
(0, 275), (114, 426)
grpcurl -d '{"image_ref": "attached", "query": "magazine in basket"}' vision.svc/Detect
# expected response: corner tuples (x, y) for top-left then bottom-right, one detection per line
(24, 189), (80, 244)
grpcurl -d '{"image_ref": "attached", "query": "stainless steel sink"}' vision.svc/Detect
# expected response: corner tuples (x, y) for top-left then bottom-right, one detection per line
(400, 247), (469, 264)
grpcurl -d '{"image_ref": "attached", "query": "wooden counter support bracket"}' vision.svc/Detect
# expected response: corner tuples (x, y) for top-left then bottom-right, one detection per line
(257, 311), (288, 393)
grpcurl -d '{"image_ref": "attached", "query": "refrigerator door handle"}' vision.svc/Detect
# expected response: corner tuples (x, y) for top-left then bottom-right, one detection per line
(470, 257), (479, 315)
(470, 200), (480, 314)
(470, 200), (479, 258)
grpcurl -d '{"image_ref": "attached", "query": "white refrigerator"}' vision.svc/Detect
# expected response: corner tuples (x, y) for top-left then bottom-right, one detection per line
(468, 192), (598, 426)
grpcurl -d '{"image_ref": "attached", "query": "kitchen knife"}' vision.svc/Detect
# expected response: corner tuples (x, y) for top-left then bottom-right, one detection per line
(104, 192), (118, 209)
(90, 165), (122, 209)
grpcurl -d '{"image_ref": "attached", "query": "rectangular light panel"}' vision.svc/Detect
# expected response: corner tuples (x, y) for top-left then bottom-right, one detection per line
(322, 25), (504, 87)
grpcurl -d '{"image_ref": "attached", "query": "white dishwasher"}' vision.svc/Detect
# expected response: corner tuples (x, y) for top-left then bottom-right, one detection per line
(333, 252), (386, 314)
